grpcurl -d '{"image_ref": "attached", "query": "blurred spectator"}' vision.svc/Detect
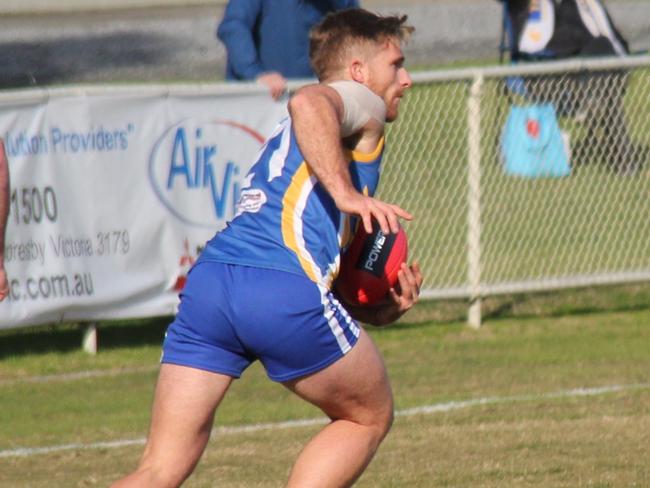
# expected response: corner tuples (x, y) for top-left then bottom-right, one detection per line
(504, 0), (630, 60)
(500, 0), (647, 174)
(217, 0), (358, 100)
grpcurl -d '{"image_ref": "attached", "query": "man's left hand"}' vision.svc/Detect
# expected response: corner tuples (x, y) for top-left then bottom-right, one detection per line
(375, 261), (423, 325)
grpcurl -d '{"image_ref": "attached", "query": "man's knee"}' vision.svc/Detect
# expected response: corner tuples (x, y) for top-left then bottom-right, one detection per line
(131, 454), (196, 488)
(361, 393), (394, 445)
(376, 399), (395, 440)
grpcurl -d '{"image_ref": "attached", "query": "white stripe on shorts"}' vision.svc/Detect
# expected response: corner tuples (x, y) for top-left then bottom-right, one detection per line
(318, 284), (358, 354)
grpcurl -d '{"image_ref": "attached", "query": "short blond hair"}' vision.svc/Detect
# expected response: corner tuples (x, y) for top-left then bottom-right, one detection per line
(309, 9), (414, 81)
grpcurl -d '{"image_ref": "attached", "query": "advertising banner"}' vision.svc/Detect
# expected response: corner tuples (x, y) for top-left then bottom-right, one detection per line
(0, 85), (288, 329)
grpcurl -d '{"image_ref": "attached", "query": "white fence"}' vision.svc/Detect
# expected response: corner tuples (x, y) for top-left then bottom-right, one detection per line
(1, 55), (649, 331)
(377, 55), (650, 327)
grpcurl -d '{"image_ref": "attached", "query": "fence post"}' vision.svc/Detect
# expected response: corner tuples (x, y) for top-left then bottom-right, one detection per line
(467, 74), (483, 329)
(82, 322), (98, 355)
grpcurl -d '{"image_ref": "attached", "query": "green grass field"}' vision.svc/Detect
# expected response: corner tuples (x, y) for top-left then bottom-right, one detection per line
(1, 291), (649, 487)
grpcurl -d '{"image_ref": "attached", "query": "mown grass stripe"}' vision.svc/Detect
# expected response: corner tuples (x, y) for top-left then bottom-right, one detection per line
(1, 382), (648, 459)
(0, 366), (159, 386)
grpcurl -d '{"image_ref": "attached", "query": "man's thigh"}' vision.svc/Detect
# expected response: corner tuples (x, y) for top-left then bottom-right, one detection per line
(283, 328), (393, 424)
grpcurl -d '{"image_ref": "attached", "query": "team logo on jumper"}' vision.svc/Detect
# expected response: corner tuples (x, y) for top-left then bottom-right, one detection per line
(236, 188), (267, 215)
(148, 119), (265, 228)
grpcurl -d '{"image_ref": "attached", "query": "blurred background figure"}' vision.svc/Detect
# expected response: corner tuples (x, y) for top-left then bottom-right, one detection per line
(499, 0), (648, 175)
(217, 0), (358, 100)
(0, 138), (8, 302)
(502, 0), (629, 60)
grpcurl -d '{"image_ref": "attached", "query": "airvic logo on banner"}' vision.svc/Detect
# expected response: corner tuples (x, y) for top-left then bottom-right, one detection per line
(148, 119), (265, 229)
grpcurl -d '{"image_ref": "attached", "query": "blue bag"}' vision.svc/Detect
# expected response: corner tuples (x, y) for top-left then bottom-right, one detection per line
(500, 103), (571, 178)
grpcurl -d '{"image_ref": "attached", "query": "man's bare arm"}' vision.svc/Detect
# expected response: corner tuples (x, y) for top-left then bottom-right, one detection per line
(288, 84), (411, 234)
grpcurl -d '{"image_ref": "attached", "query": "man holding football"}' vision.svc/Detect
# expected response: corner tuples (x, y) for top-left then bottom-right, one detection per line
(113, 8), (423, 488)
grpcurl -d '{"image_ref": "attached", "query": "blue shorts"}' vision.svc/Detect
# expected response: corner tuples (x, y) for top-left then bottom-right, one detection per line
(161, 261), (361, 382)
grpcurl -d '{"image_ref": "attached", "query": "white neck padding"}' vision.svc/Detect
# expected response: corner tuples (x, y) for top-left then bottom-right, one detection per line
(328, 80), (387, 137)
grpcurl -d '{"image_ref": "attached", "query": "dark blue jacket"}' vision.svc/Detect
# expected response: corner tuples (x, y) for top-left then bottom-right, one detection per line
(217, 0), (358, 81)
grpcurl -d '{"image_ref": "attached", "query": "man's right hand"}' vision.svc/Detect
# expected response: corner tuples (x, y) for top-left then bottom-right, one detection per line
(333, 187), (412, 235)
(257, 72), (287, 100)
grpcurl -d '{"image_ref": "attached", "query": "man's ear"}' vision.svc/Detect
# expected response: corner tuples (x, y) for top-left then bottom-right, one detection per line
(349, 59), (367, 83)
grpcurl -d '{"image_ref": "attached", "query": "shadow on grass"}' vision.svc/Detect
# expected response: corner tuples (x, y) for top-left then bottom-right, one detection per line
(382, 283), (650, 331)
(0, 316), (171, 359)
(481, 284), (650, 323)
(2, 284), (649, 356)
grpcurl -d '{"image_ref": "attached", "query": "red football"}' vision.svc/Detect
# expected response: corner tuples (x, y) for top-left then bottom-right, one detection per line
(336, 221), (408, 305)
